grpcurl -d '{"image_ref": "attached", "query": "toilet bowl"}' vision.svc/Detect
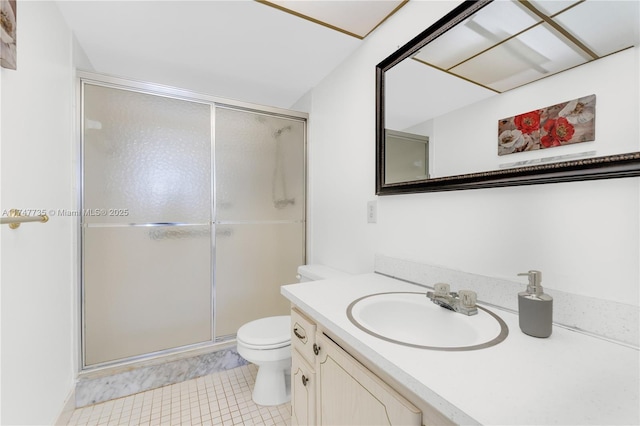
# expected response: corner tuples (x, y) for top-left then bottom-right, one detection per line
(237, 265), (349, 406)
(236, 315), (291, 406)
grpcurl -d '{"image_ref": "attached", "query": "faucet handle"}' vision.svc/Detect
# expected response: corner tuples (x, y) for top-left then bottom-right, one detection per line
(458, 290), (477, 308)
(433, 283), (450, 297)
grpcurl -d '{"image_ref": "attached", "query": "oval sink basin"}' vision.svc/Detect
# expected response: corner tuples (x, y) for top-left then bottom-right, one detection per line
(347, 292), (508, 351)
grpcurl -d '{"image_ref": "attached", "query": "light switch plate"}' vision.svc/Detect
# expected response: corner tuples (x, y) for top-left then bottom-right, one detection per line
(367, 200), (377, 223)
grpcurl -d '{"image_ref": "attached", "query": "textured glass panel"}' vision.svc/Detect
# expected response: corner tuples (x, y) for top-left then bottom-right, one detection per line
(84, 225), (212, 365)
(83, 84), (211, 224)
(385, 132), (428, 184)
(215, 108), (305, 221)
(215, 223), (304, 337)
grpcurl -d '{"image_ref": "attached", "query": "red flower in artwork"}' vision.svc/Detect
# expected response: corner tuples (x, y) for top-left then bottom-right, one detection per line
(514, 111), (541, 135)
(541, 117), (575, 147)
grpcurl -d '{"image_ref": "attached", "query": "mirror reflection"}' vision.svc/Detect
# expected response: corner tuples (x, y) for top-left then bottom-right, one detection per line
(382, 0), (639, 186)
(385, 130), (429, 183)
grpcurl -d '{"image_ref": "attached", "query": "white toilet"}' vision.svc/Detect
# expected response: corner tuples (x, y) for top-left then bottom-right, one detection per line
(237, 315), (292, 406)
(236, 264), (348, 406)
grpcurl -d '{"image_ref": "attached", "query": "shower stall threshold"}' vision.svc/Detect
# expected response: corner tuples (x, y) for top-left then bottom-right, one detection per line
(75, 340), (247, 408)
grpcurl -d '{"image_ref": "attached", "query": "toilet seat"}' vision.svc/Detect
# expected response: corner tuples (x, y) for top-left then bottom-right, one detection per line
(237, 315), (291, 350)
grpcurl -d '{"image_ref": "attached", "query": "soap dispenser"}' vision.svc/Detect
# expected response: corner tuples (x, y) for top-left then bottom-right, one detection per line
(517, 270), (553, 338)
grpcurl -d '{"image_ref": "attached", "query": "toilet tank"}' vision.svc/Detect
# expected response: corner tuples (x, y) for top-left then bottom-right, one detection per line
(297, 264), (349, 282)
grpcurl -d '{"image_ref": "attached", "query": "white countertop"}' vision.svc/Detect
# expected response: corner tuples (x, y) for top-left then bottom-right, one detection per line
(281, 273), (640, 425)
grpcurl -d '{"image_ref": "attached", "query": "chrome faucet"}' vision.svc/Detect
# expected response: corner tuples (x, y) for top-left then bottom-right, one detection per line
(426, 283), (478, 316)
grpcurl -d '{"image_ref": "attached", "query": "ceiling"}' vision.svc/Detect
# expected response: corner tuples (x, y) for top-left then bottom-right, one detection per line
(56, 0), (406, 110)
(414, 0), (640, 93)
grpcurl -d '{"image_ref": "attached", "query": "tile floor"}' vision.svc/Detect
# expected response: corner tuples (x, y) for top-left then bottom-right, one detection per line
(67, 364), (291, 426)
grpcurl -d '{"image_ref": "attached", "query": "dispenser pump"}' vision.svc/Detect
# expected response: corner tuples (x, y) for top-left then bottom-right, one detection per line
(518, 270), (543, 296)
(517, 269), (552, 338)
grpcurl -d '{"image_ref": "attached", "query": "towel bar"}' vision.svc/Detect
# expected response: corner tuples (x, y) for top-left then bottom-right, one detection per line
(0, 209), (49, 229)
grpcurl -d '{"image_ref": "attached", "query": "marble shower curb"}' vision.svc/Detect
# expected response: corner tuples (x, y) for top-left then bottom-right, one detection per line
(75, 345), (248, 407)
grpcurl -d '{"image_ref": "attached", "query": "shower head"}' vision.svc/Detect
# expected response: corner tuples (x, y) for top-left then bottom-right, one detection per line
(273, 125), (292, 138)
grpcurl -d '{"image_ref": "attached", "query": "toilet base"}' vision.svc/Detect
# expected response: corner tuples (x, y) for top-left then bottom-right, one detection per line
(252, 365), (291, 406)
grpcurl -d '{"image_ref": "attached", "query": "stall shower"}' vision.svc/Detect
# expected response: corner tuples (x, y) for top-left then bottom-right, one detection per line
(80, 74), (306, 369)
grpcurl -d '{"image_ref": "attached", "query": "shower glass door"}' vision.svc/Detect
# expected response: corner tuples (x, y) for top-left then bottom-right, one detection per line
(82, 83), (213, 367)
(214, 107), (305, 337)
(81, 75), (306, 369)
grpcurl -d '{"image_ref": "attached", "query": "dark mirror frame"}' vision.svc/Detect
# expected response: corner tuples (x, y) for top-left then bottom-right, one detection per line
(376, 0), (640, 195)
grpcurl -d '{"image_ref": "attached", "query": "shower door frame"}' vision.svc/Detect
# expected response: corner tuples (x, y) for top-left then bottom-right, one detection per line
(77, 71), (307, 371)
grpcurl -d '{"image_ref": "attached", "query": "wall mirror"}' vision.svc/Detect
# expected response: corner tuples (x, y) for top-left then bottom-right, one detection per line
(376, 0), (640, 194)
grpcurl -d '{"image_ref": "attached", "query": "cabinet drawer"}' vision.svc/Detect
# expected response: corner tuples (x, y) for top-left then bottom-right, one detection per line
(291, 307), (317, 365)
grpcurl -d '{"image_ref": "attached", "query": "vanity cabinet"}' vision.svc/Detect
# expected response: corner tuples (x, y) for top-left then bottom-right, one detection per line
(290, 307), (422, 426)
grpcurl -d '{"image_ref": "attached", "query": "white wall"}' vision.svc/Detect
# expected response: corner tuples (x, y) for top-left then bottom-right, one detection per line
(0, 2), (76, 424)
(305, 0), (459, 273)
(306, 1), (639, 307)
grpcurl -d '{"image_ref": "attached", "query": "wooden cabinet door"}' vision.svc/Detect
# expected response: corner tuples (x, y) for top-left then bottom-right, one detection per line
(315, 333), (422, 426)
(292, 348), (316, 426)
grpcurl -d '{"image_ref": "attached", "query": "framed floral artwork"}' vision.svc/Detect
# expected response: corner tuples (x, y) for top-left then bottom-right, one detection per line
(0, 0), (16, 70)
(498, 94), (596, 156)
